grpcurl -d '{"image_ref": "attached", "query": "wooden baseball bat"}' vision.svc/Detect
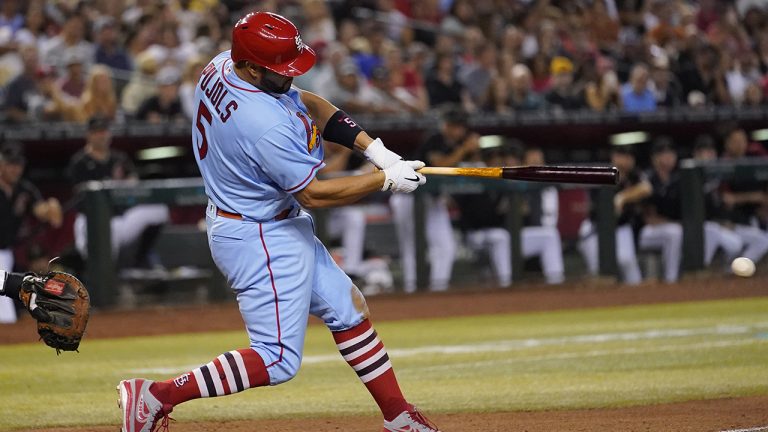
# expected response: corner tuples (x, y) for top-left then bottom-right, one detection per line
(418, 165), (619, 185)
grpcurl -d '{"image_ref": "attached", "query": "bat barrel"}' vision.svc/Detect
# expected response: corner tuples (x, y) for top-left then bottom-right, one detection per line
(502, 166), (619, 185)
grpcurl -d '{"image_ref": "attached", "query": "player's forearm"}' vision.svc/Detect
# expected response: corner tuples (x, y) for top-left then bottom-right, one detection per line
(295, 172), (385, 208)
(619, 181), (652, 204)
(300, 90), (374, 152)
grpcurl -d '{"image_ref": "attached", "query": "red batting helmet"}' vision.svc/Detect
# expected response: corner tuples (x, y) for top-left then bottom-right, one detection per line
(231, 12), (316, 77)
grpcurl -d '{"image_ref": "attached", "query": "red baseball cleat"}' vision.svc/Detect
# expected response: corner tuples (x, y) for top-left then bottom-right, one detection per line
(382, 404), (441, 432)
(117, 378), (173, 432)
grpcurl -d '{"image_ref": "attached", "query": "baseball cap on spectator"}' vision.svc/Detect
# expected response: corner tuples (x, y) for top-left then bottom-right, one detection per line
(550, 56), (574, 75)
(156, 66), (181, 86)
(87, 115), (111, 131)
(63, 49), (86, 67)
(339, 61), (359, 76)
(93, 16), (116, 34)
(0, 142), (26, 165)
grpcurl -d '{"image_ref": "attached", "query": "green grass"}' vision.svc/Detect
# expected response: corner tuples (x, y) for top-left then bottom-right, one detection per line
(1, 297), (767, 430)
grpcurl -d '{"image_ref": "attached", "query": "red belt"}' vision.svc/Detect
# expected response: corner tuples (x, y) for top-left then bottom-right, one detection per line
(216, 207), (295, 222)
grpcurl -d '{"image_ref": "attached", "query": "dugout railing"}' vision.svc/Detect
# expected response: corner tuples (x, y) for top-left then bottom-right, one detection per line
(79, 176), (620, 307)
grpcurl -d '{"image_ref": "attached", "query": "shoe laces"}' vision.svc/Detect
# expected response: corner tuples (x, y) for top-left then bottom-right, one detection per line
(150, 408), (174, 432)
(408, 407), (440, 431)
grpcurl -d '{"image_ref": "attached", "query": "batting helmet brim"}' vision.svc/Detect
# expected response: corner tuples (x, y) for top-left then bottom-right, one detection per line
(268, 46), (316, 77)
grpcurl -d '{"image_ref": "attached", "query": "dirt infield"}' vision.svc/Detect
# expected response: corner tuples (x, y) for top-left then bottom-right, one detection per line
(4, 275), (768, 431)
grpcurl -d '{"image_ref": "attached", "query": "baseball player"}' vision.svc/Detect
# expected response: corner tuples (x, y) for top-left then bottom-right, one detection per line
(520, 146), (564, 284)
(320, 141), (369, 278)
(390, 106), (472, 292)
(578, 146), (648, 284)
(692, 137), (745, 267)
(67, 116), (170, 268)
(638, 139), (683, 283)
(117, 12), (440, 432)
(0, 143), (63, 323)
(719, 127), (768, 264)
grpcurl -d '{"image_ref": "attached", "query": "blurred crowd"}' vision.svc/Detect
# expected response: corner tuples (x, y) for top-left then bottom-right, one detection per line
(5, 0), (768, 125)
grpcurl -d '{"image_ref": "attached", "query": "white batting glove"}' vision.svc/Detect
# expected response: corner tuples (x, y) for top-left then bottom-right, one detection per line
(382, 160), (427, 193)
(364, 138), (402, 169)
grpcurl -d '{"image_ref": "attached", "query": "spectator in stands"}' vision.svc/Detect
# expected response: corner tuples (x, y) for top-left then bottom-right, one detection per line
(425, 52), (475, 112)
(650, 53), (683, 108)
(92, 16), (132, 75)
(678, 44), (730, 106)
(719, 127), (768, 264)
(459, 44), (498, 109)
(3, 45), (44, 122)
(79, 64), (118, 122)
(743, 82), (765, 107)
(58, 49), (86, 98)
(621, 63), (657, 113)
(180, 57), (206, 120)
(545, 56), (585, 111)
(578, 145), (648, 285)
(136, 66), (183, 124)
(121, 51), (158, 117)
(585, 59), (622, 112)
(638, 138), (683, 283)
(39, 13), (93, 76)
(324, 60), (387, 114)
(369, 66), (423, 114)
(302, 0), (336, 47)
(382, 44), (428, 113)
(725, 51), (761, 106)
(67, 116), (169, 269)
(391, 106), (472, 292)
(520, 146), (564, 284)
(507, 63), (546, 111)
(0, 142), (62, 324)
(692, 136), (744, 268)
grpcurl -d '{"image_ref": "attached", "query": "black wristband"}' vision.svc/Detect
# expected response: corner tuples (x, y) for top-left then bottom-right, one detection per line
(0, 272), (24, 299)
(322, 110), (363, 150)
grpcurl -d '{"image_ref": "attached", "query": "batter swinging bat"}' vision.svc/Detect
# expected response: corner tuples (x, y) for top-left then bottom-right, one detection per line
(418, 166), (619, 185)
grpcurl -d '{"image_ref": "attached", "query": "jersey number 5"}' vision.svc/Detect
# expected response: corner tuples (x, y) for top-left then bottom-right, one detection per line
(195, 101), (213, 160)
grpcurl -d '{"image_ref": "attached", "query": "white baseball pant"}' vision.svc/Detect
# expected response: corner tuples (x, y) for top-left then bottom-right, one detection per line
(733, 224), (768, 263)
(638, 222), (682, 283)
(703, 221), (744, 266)
(521, 226), (565, 284)
(578, 220), (642, 285)
(0, 249), (17, 324)
(466, 228), (511, 287)
(389, 194), (456, 292)
(74, 204), (170, 257)
(326, 206), (367, 276)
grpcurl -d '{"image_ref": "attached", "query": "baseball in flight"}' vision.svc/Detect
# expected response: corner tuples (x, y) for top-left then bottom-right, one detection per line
(731, 257), (756, 278)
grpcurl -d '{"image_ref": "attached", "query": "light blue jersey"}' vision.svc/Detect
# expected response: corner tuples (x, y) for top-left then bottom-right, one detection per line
(196, 51), (367, 386)
(193, 51), (325, 221)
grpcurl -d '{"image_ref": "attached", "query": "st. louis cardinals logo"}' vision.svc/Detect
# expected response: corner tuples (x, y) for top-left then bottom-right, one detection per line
(173, 373), (191, 388)
(295, 35), (306, 53)
(296, 111), (319, 152)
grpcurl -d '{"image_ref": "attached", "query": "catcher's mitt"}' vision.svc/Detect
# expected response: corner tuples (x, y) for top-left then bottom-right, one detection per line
(18, 271), (90, 353)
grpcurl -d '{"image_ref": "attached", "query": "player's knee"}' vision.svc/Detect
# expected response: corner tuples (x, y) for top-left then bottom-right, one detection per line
(666, 224), (683, 241)
(267, 351), (302, 385)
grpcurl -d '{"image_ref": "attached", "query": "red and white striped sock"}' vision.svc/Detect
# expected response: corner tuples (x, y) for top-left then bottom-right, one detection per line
(150, 348), (269, 406)
(333, 319), (409, 421)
